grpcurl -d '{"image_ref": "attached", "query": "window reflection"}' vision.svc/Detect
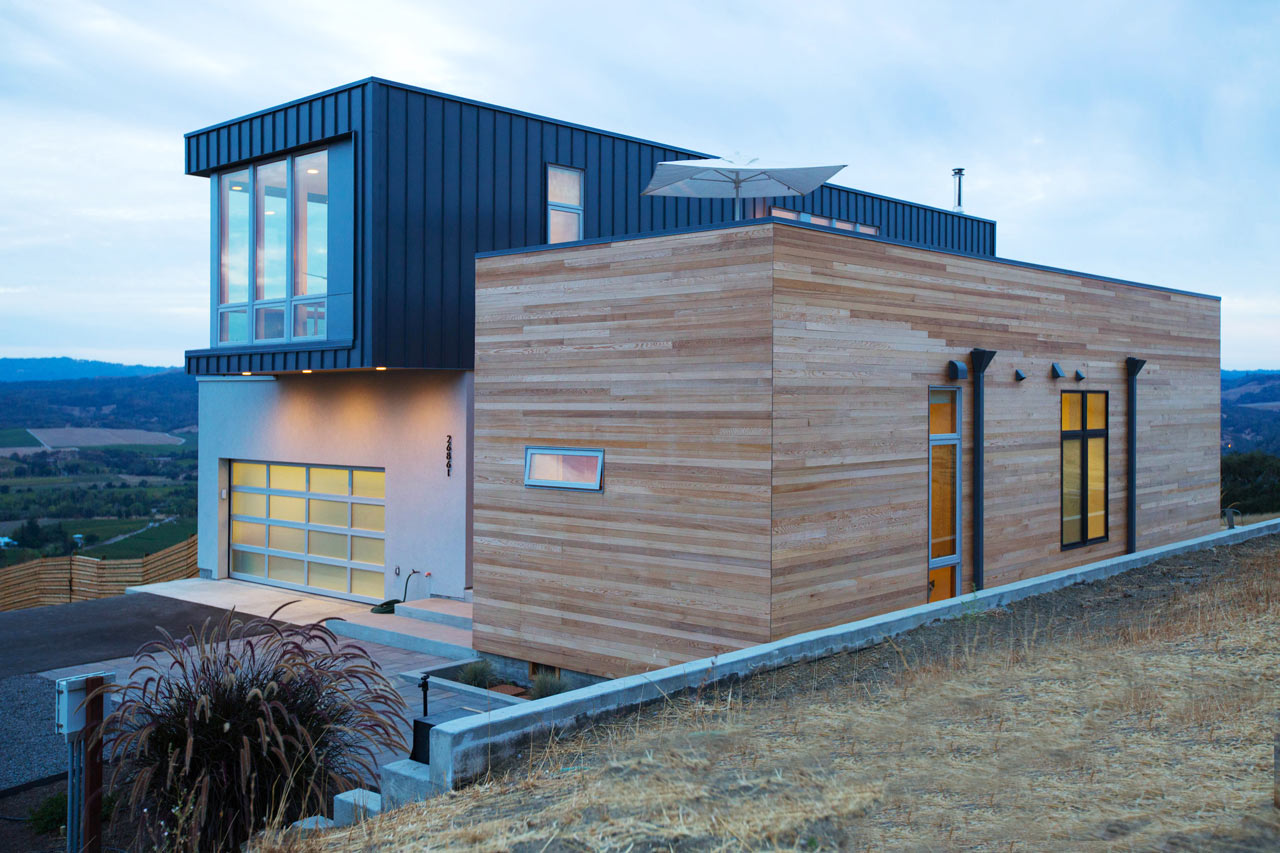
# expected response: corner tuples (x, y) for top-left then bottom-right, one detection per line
(294, 151), (328, 296)
(220, 171), (250, 304)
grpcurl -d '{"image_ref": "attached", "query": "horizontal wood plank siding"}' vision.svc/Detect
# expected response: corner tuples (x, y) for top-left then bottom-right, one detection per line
(0, 536), (199, 611)
(770, 224), (1219, 638)
(472, 227), (777, 677)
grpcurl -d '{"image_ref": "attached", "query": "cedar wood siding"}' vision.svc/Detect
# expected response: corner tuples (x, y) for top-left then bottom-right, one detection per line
(472, 227), (777, 677)
(472, 222), (1219, 676)
(769, 224), (1219, 637)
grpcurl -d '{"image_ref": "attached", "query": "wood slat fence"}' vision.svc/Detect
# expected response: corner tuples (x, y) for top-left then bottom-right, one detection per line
(0, 535), (198, 611)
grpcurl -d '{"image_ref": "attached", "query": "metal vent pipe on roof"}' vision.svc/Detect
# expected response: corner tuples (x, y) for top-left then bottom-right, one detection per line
(952, 168), (965, 213)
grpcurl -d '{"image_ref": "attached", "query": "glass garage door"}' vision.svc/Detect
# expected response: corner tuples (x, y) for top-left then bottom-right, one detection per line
(229, 461), (386, 601)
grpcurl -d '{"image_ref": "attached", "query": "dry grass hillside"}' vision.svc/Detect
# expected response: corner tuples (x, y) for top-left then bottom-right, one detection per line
(290, 534), (1280, 852)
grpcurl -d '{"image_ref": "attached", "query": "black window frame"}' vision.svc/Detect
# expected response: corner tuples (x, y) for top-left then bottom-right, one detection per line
(1060, 390), (1109, 549)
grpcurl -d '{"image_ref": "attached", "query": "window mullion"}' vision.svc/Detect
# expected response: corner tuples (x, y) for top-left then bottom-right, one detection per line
(247, 166), (257, 343)
(285, 153), (294, 344)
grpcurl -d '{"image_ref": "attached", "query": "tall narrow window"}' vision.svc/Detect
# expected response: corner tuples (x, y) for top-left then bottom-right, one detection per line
(547, 165), (583, 243)
(213, 145), (343, 347)
(1062, 391), (1108, 547)
(928, 388), (961, 602)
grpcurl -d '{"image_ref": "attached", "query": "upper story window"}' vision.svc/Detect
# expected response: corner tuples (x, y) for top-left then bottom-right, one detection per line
(771, 206), (879, 235)
(216, 148), (333, 346)
(1061, 391), (1108, 548)
(547, 165), (584, 243)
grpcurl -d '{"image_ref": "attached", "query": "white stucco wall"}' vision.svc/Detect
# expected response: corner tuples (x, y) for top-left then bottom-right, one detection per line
(197, 370), (472, 600)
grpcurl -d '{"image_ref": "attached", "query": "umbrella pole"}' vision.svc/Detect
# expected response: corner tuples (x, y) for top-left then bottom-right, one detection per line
(733, 185), (742, 221)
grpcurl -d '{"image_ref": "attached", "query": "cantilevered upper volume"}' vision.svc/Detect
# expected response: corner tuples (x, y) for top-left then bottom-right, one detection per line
(183, 77), (998, 376)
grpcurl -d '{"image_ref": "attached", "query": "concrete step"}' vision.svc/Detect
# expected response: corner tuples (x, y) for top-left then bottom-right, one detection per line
(395, 598), (473, 630)
(327, 611), (474, 660)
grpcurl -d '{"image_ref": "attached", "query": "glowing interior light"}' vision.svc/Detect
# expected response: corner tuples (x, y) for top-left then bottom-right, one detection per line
(306, 168), (320, 174)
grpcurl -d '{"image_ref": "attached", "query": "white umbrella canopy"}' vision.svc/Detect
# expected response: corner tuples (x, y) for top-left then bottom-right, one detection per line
(642, 157), (846, 220)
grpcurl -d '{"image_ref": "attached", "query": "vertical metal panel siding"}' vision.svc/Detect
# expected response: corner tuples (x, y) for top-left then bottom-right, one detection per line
(187, 79), (996, 373)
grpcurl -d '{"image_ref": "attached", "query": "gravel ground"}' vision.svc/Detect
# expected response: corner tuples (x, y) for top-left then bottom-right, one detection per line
(0, 675), (67, 792)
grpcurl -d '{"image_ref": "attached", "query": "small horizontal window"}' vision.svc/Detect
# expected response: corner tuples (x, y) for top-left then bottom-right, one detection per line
(770, 206), (879, 236)
(524, 447), (603, 490)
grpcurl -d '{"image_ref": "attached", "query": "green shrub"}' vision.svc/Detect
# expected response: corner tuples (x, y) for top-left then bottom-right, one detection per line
(529, 672), (568, 700)
(27, 790), (118, 836)
(455, 659), (496, 688)
(95, 608), (407, 852)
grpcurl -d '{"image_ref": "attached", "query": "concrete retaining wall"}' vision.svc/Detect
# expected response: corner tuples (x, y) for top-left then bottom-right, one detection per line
(429, 518), (1280, 792)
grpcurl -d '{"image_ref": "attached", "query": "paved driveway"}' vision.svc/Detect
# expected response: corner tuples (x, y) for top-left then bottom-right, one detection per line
(0, 593), (268, 679)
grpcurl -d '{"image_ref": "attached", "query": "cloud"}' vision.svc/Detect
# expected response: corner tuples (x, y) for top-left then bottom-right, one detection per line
(0, 0), (1276, 367)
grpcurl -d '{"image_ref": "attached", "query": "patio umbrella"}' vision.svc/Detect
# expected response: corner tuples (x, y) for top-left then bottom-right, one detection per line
(641, 156), (846, 220)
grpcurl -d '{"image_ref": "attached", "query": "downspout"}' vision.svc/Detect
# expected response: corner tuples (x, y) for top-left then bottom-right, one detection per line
(970, 348), (997, 591)
(1125, 357), (1147, 554)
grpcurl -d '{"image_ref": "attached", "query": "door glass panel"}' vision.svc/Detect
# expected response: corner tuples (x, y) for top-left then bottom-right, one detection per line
(1086, 393), (1106, 431)
(930, 443), (957, 560)
(1062, 439), (1083, 544)
(269, 495), (305, 522)
(1087, 437), (1107, 539)
(307, 561), (347, 592)
(231, 462), (266, 488)
(351, 568), (383, 599)
(929, 390), (956, 435)
(231, 491), (266, 518)
(351, 503), (385, 531)
(309, 499), (347, 527)
(232, 550), (264, 577)
(1062, 392), (1082, 431)
(310, 467), (349, 495)
(351, 536), (384, 566)
(269, 525), (305, 554)
(269, 465), (306, 492)
(352, 470), (385, 499)
(308, 530), (347, 559)
(268, 555), (305, 584)
(231, 520), (265, 547)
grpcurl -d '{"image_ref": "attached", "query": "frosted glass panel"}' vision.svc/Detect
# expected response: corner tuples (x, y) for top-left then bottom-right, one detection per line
(232, 462), (267, 488)
(231, 491), (266, 518)
(269, 465), (306, 492)
(309, 499), (347, 527)
(352, 470), (385, 499)
(1062, 439), (1082, 545)
(1062, 392), (1082, 431)
(351, 536), (384, 566)
(308, 530), (347, 559)
(307, 561), (346, 592)
(930, 444), (957, 560)
(1087, 437), (1107, 539)
(268, 555), (305, 584)
(269, 495), (305, 522)
(232, 549), (264, 577)
(352, 503), (385, 531)
(929, 390), (956, 436)
(548, 208), (581, 243)
(231, 521), (265, 547)
(270, 525), (305, 554)
(1086, 392), (1106, 431)
(351, 569), (383, 599)
(547, 166), (582, 206)
(310, 467), (348, 495)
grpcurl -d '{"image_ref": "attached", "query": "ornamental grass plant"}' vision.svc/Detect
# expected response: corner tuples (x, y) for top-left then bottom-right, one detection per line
(92, 606), (407, 852)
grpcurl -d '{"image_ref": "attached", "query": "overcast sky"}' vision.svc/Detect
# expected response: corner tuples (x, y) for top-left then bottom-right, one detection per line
(0, 0), (1276, 368)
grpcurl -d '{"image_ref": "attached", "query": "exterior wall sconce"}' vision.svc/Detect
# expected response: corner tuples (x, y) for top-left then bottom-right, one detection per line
(1014, 369), (1027, 382)
(946, 360), (968, 380)
(1075, 369), (1087, 381)
(1050, 363), (1066, 379)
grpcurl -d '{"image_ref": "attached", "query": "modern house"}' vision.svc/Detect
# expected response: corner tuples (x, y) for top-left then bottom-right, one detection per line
(186, 78), (1219, 681)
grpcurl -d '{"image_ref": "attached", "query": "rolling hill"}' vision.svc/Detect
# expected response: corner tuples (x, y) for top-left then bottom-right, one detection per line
(0, 357), (178, 382)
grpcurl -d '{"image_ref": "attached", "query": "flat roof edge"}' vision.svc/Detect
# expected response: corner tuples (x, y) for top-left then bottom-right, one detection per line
(476, 217), (1220, 303)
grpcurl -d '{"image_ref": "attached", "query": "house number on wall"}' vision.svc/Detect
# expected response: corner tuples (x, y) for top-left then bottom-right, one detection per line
(446, 435), (452, 477)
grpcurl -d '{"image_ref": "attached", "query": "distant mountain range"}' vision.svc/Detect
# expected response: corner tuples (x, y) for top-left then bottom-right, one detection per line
(0, 359), (1275, 453)
(1222, 370), (1280, 454)
(0, 357), (179, 382)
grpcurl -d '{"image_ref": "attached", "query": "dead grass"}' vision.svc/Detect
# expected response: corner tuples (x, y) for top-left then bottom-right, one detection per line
(286, 536), (1280, 852)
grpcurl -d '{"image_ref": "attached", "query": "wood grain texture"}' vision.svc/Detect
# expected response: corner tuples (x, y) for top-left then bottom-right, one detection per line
(472, 227), (777, 677)
(472, 222), (1220, 676)
(0, 535), (198, 611)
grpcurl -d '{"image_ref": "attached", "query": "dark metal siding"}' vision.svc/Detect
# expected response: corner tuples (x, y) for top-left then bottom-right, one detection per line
(186, 78), (997, 374)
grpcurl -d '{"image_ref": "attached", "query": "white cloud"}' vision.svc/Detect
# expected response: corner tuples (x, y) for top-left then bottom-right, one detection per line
(0, 0), (1276, 367)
